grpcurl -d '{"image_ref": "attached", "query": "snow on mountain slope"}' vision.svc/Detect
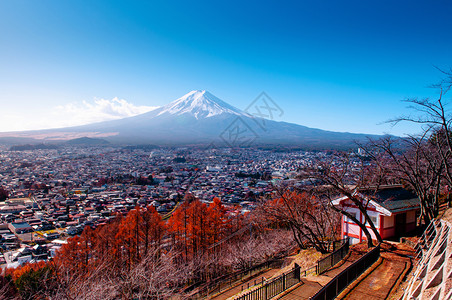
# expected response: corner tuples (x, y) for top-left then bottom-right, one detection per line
(157, 90), (245, 119)
(0, 90), (382, 148)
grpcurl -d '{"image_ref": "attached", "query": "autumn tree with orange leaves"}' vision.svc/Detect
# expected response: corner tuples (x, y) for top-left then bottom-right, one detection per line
(115, 205), (165, 266)
(206, 197), (230, 245)
(5, 197), (296, 298)
(5, 261), (57, 299)
(168, 198), (231, 258)
(57, 205), (165, 276)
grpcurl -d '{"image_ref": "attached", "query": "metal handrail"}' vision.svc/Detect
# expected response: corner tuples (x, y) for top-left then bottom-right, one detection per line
(310, 243), (381, 300)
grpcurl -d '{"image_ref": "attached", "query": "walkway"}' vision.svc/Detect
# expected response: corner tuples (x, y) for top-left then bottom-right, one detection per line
(208, 249), (321, 300)
(339, 242), (414, 300)
(209, 242), (407, 300)
(277, 246), (367, 300)
(209, 268), (281, 300)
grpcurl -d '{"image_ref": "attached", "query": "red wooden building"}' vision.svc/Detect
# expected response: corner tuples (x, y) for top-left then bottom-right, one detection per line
(333, 185), (420, 244)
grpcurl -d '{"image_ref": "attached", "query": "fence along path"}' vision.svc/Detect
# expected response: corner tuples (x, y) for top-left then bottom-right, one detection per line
(208, 267), (283, 300)
(310, 243), (381, 300)
(232, 239), (350, 300)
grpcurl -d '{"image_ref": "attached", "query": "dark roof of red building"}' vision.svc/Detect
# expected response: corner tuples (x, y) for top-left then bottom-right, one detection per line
(361, 185), (420, 213)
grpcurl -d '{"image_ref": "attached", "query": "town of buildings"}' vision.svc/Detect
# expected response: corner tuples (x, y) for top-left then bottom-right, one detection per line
(0, 145), (336, 269)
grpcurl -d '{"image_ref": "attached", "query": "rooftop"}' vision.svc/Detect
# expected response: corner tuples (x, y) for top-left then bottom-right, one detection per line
(371, 186), (420, 213)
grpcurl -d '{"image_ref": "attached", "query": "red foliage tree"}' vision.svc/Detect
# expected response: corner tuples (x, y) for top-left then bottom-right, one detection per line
(168, 198), (230, 257)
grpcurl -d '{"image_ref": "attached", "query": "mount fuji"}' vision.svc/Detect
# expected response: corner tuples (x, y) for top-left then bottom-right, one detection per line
(156, 90), (244, 119)
(0, 90), (380, 149)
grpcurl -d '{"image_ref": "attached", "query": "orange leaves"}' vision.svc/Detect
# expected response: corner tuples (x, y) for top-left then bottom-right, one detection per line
(206, 197), (230, 244)
(116, 208), (142, 263)
(141, 205), (165, 253)
(270, 190), (318, 213)
(6, 261), (49, 282)
(168, 198), (230, 257)
(115, 206), (166, 265)
(52, 198), (231, 276)
(5, 261), (56, 299)
(56, 234), (90, 274)
(54, 205), (166, 276)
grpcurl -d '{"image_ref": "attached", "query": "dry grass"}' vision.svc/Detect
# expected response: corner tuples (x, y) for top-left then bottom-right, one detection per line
(270, 248), (324, 278)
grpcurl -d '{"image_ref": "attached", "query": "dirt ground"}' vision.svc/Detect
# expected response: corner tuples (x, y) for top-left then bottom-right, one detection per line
(341, 242), (415, 300)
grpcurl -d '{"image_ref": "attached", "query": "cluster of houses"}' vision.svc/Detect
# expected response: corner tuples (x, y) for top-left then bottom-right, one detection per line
(0, 145), (422, 269)
(0, 146), (325, 269)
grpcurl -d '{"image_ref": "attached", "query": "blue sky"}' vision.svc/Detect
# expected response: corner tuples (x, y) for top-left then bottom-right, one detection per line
(1, 0), (452, 135)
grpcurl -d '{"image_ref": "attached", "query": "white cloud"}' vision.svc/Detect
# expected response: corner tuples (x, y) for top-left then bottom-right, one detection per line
(0, 98), (159, 132)
(54, 97), (158, 126)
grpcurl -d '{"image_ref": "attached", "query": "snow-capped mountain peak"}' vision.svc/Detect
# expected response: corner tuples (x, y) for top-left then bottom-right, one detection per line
(157, 90), (244, 119)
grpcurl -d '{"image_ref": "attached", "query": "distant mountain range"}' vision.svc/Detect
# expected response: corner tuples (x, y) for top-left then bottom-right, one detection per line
(0, 90), (383, 149)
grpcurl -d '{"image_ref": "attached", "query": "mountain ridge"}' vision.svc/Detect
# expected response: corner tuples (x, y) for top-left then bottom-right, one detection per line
(0, 90), (383, 149)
